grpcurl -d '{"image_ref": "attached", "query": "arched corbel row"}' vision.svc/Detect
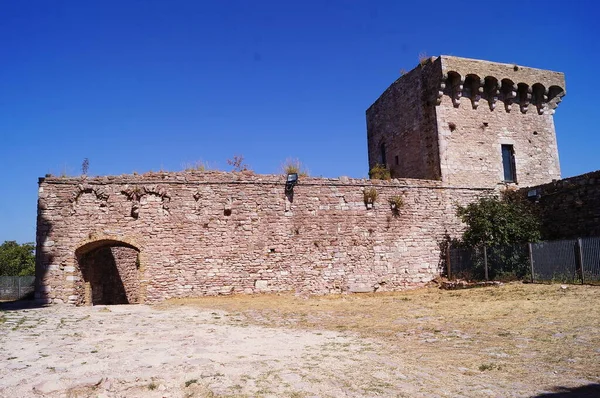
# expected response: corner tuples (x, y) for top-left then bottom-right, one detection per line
(501, 79), (517, 112)
(463, 74), (483, 109)
(483, 76), (500, 110)
(447, 71), (463, 108)
(532, 83), (547, 115)
(437, 73), (564, 114)
(517, 83), (532, 114)
(547, 85), (566, 114)
(436, 74), (447, 105)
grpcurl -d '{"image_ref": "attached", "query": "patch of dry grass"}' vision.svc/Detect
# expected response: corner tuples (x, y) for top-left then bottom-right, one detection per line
(162, 283), (600, 388)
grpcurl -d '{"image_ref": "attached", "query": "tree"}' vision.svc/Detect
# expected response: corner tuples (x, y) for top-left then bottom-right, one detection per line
(456, 192), (541, 248)
(0, 241), (35, 276)
(454, 192), (541, 280)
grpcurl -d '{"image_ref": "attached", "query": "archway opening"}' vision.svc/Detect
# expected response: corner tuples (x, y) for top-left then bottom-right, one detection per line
(76, 240), (140, 305)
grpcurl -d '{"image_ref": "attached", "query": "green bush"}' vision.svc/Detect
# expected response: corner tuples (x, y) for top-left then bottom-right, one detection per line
(363, 187), (378, 205)
(369, 164), (391, 180)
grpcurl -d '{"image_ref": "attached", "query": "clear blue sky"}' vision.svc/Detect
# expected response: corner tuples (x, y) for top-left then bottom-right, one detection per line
(1, 0), (598, 244)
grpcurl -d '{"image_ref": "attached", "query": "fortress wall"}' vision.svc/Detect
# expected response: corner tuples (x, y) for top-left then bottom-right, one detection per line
(524, 170), (600, 240)
(36, 171), (491, 305)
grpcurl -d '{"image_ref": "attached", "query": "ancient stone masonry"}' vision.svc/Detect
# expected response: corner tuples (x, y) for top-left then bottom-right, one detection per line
(367, 55), (566, 188)
(37, 55), (576, 305)
(36, 172), (492, 305)
(522, 170), (600, 240)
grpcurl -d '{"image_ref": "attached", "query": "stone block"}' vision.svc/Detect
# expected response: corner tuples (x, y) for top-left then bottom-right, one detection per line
(254, 280), (268, 290)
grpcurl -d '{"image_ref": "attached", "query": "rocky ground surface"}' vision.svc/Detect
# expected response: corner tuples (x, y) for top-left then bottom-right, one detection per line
(1, 288), (599, 397)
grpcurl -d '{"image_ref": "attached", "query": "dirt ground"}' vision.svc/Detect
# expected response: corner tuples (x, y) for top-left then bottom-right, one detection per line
(1, 283), (599, 397)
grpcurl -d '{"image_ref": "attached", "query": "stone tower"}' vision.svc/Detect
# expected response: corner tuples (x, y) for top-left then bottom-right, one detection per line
(366, 55), (566, 187)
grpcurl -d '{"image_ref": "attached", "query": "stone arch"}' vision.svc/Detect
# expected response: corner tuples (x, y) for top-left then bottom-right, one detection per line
(547, 85), (565, 113)
(500, 78), (517, 112)
(446, 71), (463, 107)
(463, 74), (482, 109)
(517, 83), (532, 113)
(74, 238), (143, 305)
(483, 76), (500, 110)
(531, 83), (547, 114)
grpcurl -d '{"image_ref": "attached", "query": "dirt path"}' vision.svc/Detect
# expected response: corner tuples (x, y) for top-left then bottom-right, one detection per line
(0, 294), (598, 397)
(0, 304), (417, 397)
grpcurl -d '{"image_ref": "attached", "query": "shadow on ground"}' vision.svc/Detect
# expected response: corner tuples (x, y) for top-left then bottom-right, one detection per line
(532, 384), (600, 397)
(0, 296), (47, 311)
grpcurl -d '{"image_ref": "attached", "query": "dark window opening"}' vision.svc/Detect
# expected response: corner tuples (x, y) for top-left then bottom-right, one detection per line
(380, 143), (387, 167)
(501, 144), (517, 182)
(395, 155), (399, 165)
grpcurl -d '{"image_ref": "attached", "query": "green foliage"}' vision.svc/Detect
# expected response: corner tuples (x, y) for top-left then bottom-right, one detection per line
(363, 187), (378, 204)
(454, 192), (541, 281)
(456, 192), (541, 248)
(0, 241), (35, 276)
(387, 195), (404, 209)
(388, 195), (404, 217)
(369, 164), (391, 180)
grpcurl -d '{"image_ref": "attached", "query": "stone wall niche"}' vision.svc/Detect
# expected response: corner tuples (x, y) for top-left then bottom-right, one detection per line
(75, 240), (140, 305)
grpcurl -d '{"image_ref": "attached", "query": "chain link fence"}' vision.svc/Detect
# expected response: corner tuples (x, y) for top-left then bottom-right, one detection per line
(448, 236), (600, 284)
(0, 276), (36, 301)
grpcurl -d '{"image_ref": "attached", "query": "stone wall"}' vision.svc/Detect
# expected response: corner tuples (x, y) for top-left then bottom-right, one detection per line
(36, 171), (492, 305)
(367, 55), (566, 188)
(524, 170), (600, 239)
(436, 56), (563, 188)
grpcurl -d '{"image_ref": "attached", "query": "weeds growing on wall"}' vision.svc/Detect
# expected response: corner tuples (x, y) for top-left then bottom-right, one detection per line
(363, 187), (378, 205)
(418, 52), (429, 67)
(227, 155), (250, 172)
(281, 158), (309, 177)
(183, 160), (211, 172)
(388, 195), (404, 217)
(369, 164), (391, 180)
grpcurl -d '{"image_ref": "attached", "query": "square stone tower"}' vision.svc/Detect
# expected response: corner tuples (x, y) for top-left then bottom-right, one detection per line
(366, 55), (566, 187)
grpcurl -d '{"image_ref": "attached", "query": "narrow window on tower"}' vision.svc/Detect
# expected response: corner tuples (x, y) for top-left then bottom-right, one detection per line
(501, 144), (516, 182)
(380, 143), (387, 167)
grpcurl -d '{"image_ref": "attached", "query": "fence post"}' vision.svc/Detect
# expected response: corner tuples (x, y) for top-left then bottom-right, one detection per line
(577, 238), (585, 284)
(528, 242), (535, 283)
(446, 242), (452, 280)
(483, 246), (489, 281)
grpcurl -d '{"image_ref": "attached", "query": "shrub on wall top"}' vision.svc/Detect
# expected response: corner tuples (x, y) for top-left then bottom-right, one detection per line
(369, 164), (391, 180)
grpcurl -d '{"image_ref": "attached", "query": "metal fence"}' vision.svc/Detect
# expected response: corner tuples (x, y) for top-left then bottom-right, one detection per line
(0, 276), (36, 301)
(448, 236), (600, 284)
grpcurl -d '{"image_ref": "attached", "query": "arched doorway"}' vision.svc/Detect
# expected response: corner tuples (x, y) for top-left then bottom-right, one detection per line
(75, 240), (141, 305)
